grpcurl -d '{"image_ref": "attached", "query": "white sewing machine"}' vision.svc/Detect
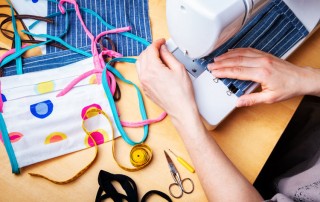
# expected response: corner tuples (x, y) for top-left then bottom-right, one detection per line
(166, 0), (320, 129)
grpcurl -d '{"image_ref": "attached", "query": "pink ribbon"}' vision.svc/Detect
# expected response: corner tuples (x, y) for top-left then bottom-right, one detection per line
(57, 0), (167, 127)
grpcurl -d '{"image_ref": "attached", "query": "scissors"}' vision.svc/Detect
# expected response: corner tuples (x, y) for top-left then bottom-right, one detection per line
(164, 150), (194, 198)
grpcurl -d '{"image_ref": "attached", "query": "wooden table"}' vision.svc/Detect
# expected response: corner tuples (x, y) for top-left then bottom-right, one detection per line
(1, 1), (320, 201)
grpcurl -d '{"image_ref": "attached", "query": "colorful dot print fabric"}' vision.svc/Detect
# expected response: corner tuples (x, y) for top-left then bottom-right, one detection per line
(0, 58), (120, 168)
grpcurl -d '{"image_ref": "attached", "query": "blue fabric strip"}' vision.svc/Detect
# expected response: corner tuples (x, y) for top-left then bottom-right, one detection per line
(47, 0), (152, 56)
(202, 0), (309, 97)
(2, 46), (92, 76)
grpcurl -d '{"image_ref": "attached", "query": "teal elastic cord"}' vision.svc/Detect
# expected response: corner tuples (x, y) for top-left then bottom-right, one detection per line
(7, 0), (23, 75)
(21, 30), (92, 57)
(0, 114), (20, 174)
(29, 7), (150, 46)
(0, 6), (71, 68)
(102, 57), (149, 146)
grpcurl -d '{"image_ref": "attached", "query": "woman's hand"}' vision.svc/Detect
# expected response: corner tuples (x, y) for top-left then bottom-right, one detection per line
(136, 39), (198, 121)
(208, 48), (320, 107)
(138, 43), (264, 202)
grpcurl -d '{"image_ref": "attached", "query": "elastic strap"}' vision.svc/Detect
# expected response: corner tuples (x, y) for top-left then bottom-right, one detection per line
(0, 113), (19, 173)
(102, 57), (168, 145)
(96, 170), (138, 202)
(0, 15), (67, 50)
(21, 30), (92, 57)
(6, 0), (22, 74)
(96, 170), (172, 202)
(0, 8), (71, 68)
(102, 58), (148, 145)
(29, 7), (150, 46)
(141, 190), (172, 202)
(0, 44), (28, 65)
(0, 5), (35, 42)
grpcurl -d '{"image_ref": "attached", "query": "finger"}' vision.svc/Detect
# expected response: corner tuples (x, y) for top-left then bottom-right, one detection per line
(236, 92), (270, 107)
(147, 38), (166, 57)
(211, 66), (263, 83)
(135, 60), (141, 77)
(138, 38), (165, 71)
(159, 44), (185, 71)
(208, 56), (266, 71)
(214, 48), (266, 61)
(150, 38), (166, 52)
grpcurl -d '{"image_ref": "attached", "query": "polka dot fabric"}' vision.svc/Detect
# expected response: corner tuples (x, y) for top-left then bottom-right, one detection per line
(0, 58), (120, 168)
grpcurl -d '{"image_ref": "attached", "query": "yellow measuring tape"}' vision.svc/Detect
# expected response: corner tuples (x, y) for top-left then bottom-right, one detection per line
(113, 141), (152, 172)
(88, 108), (152, 171)
(28, 109), (100, 184)
(29, 108), (152, 184)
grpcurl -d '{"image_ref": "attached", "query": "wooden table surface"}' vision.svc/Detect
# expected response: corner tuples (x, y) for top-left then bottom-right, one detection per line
(1, 1), (320, 201)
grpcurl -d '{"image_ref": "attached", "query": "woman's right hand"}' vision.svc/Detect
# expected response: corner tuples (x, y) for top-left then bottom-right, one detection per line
(208, 48), (320, 107)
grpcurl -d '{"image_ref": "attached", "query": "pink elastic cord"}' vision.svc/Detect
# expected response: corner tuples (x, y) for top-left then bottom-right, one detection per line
(57, 69), (102, 97)
(121, 112), (167, 128)
(57, 0), (126, 95)
(93, 27), (131, 83)
(57, 0), (167, 127)
(94, 27), (131, 45)
(0, 44), (28, 64)
(107, 71), (116, 95)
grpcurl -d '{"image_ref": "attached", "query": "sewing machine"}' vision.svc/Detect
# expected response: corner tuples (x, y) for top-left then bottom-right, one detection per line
(166, 0), (320, 129)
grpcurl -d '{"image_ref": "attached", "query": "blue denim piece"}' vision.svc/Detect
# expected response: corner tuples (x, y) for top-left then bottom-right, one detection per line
(201, 0), (309, 97)
(3, 45), (91, 76)
(47, 0), (152, 56)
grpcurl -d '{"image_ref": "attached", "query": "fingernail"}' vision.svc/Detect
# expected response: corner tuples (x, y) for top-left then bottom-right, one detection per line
(236, 99), (247, 107)
(207, 63), (214, 70)
(236, 100), (243, 108)
(161, 44), (168, 52)
(214, 56), (222, 61)
(211, 70), (220, 77)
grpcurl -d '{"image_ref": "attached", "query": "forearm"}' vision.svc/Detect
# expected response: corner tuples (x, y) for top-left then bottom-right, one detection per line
(170, 107), (263, 201)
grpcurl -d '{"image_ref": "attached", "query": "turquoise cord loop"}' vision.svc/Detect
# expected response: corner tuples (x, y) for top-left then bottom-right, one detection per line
(102, 57), (149, 146)
(7, 0), (22, 74)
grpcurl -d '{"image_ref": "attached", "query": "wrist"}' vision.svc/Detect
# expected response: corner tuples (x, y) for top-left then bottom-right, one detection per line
(169, 102), (199, 126)
(170, 104), (208, 139)
(300, 67), (320, 97)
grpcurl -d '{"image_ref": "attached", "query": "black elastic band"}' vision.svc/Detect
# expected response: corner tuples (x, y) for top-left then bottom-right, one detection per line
(0, 6), (68, 50)
(96, 170), (138, 202)
(96, 170), (172, 202)
(141, 190), (173, 202)
(98, 37), (121, 101)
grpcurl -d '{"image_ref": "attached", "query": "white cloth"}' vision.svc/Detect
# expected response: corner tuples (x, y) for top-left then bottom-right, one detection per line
(1, 58), (120, 167)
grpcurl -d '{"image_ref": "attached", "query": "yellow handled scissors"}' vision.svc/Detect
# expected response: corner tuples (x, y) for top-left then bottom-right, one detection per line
(164, 151), (194, 198)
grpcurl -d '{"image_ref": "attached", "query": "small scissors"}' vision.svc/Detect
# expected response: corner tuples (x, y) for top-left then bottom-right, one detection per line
(164, 150), (194, 198)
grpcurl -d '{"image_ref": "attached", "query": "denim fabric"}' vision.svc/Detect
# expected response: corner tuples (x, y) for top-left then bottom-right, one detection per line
(47, 0), (152, 56)
(200, 0), (309, 97)
(3, 46), (91, 76)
